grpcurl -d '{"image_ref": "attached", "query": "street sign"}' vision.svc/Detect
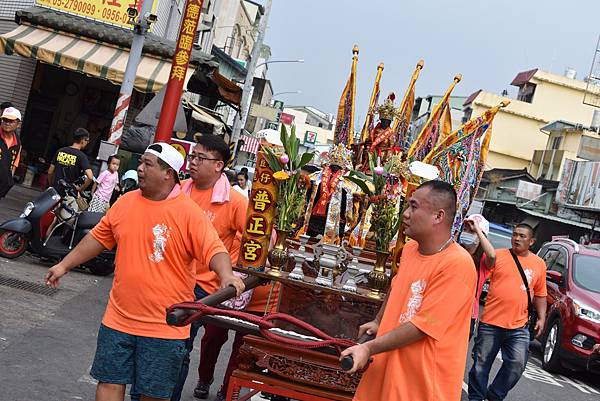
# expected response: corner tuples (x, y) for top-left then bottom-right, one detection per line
(249, 104), (279, 121)
(35, 0), (158, 30)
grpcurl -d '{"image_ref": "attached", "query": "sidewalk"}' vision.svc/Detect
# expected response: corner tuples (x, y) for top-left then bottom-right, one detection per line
(0, 185), (42, 222)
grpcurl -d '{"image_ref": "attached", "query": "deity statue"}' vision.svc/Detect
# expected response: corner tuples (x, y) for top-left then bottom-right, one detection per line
(303, 144), (355, 242)
(358, 93), (400, 169)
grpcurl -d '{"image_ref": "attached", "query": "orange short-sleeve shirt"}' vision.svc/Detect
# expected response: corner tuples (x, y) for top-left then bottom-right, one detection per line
(181, 180), (248, 293)
(481, 248), (547, 329)
(354, 240), (476, 401)
(91, 190), (227, 339)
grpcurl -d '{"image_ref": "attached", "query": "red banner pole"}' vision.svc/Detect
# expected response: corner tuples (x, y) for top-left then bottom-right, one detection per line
(155, 0), (204, 143)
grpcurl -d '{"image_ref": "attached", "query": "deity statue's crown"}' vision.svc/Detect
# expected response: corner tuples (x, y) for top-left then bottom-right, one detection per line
(326, 144), (353, 169)
(376, 92), (397, 121)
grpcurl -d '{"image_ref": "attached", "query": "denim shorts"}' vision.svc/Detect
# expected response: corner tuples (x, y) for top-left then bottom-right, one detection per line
(90, 324), (187, 399)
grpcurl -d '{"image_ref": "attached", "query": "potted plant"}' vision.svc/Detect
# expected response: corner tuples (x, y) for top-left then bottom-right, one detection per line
(262, 125), (315, 271)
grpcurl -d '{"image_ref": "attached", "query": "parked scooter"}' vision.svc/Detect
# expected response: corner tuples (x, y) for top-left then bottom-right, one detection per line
(0, 180), (115, 276)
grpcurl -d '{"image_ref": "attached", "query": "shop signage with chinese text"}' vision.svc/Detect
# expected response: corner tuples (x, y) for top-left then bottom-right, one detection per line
(36, 0), (157, 30)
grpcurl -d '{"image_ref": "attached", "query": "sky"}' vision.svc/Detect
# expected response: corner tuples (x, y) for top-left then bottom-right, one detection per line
(263, 0), (600, 121)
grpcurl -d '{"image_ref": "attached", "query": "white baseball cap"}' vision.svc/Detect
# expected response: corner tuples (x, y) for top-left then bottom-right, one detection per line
(466, 213), (490, 236)
(145, 142), (184, 173)
(1, 107), (21, 121)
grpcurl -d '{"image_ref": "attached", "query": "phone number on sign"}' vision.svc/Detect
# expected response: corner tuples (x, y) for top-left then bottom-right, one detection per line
(40, 0), (131, 25)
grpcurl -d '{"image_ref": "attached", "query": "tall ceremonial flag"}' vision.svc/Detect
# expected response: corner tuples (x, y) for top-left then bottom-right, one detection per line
(392, 60), (424, 152)
(334, 46), (359, 145)
(406, 74), (461, 162)
(359, 63), (385, 143)
(438, 104), (454, 146)
(429, 101), (510, 234)
(354, 62), (384, 166)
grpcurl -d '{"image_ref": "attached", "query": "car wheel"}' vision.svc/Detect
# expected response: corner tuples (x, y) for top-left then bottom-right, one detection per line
(542, 319), (564, 373)
(0, 230), (27, 259)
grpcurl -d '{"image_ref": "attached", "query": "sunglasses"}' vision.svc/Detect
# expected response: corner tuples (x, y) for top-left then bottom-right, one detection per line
(1, 118), (18, 124)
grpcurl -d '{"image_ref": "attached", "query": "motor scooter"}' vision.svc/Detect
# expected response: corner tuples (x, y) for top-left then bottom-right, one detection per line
(0, 180), (115, 276)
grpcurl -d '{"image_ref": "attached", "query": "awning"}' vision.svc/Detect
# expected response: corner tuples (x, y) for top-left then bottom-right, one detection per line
(519, 208), (600, 233)
(0, 24), (176, 93)
(187, 101), (225, 132)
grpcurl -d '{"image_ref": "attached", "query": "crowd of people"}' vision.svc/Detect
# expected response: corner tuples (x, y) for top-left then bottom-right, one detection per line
(2, 117), (598, 401)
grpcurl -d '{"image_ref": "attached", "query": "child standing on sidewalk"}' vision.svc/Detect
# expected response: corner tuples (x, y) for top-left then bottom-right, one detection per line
(89, 155), (120, 213)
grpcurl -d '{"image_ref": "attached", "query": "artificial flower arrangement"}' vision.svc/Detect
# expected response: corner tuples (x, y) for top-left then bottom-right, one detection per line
(262, 125), (315, 232)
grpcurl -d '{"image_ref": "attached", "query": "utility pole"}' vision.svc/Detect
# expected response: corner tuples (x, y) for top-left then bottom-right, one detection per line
(231, 0), (272, 156)
(108, 0), (155, 144)
(155, 0), (205, 142)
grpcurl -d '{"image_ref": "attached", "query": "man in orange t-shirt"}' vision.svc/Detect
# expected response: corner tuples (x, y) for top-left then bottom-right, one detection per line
(162, 134), (248, 401)
(0, 107), (22, 199)
(341, 180), (476, 401)
(45, 143), (244, 401)
(468, 224), (547, 401)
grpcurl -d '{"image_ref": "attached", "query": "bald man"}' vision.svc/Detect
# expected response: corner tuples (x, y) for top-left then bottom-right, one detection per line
(342, 180), (476, 401)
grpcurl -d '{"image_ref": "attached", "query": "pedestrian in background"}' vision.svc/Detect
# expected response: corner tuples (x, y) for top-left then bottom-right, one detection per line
(89, 155), (120, 213)
(468, 224), (547, 401)
(232, 168), (250, 198)
(48, 128), (94, 193)
(0, 106), (22, 199)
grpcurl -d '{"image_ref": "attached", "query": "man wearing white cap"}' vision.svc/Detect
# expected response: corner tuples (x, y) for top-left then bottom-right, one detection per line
(45, 143), (244, 401)
(0, 107), (22, 199)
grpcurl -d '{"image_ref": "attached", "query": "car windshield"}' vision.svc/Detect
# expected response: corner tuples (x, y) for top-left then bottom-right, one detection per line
(573, 255), (600, 294)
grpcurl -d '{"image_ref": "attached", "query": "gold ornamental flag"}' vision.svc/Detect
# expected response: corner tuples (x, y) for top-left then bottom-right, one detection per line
(334, 45), (359, 146)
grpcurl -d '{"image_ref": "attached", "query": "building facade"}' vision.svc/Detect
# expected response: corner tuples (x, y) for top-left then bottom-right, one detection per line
(464, 69), (598, 171)
(281, 106), (335, 147)
(530, 120), (600, 180)
(412, 95), (467, 131)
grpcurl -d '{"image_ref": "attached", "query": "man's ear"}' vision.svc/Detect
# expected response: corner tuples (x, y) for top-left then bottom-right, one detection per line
(435, 209), (446, 224)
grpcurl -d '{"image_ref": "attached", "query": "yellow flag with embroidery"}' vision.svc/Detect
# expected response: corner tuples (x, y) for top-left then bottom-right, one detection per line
(334, 46), (359, 145)
(407, 74), (461, 162)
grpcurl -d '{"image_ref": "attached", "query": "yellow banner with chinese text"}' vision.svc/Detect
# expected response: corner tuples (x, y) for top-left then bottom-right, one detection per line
(238, 150), (277, 272)
(35, 0), (157, 30)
